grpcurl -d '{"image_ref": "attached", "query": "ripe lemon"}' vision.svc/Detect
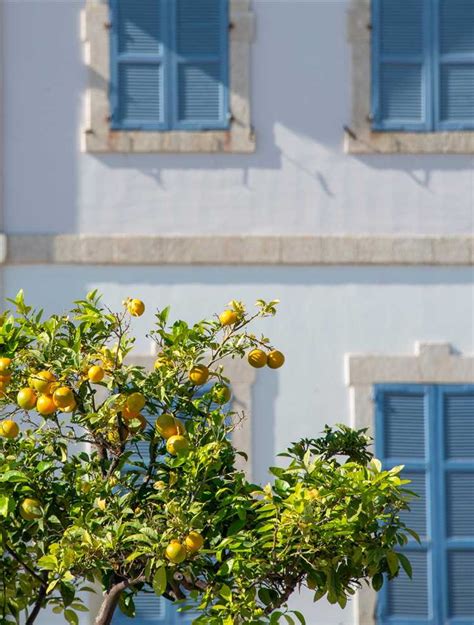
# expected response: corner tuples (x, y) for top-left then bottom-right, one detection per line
(0, 419), (19, 439)
(62, 399), (77, 413)
(166, 435), (190, 455)
(154, 356), (172, 370)
(0, 375), (12, 391)
(121, 405), (139, 420)
(155, 414), (185, 439)
(213, 384), (231, 404)
(31, 371), (56, 394)
(185, 531), (204, 553)
(127, 299), (145, 317)
(17, 388), (37, 410)
(248, 349), (267, 368)
(126, 392), (146, 413)
(36, 395), (56, 416)
(53, 386), (74, 409)
(20, 498), (42, 521)
(267, 350), (285, 369)
(0, 358), (12, 374)
(189, 365), (209, 385)
(88, 365), (104, 383)
(165, 540), (187, 564)
(219, 310), (238, 326)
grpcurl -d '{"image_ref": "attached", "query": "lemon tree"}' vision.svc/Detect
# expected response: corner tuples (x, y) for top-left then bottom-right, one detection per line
(0, 292), (416, 625)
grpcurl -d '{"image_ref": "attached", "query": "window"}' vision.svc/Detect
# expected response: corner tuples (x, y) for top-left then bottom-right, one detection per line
(109, 0), (229, 131)
(371, 0), (474, 132)
(375, 384), (474, 625)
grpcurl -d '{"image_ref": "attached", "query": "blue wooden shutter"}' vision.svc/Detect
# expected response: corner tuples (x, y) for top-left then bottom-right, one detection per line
(438, 387), (474, 624)
(372, 0), (432, 130)
(435, 0), (474, 129)
(375, 386), (434, 625)
(110, 0), (168, 130)
(171, 0), (229, 129)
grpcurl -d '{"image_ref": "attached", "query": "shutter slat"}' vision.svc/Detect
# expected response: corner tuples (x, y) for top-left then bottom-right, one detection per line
(113, 594), (167, 624)
(448, 551), (474, 618)
(440, 0), (474, 54)
(118, 64), (163, 125)
(440, 64), (474, 124)
(172, 0), (228, 129)
(118, 0), (163, 54)
(445, 392), (474, 459)
(383, 392), (426, 459)
(446, 472), (474, 537)
(387, 551), (429, 618)
(399, 472), (427, 537)
(373, 0), (429, 130)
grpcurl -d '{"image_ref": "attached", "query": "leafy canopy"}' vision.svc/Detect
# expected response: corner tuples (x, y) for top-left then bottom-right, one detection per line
(0, 292), (416, 625)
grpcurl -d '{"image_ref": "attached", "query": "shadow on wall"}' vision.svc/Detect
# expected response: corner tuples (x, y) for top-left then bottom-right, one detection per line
(4, 1), (82, 234)
(252, 366), (278, 484)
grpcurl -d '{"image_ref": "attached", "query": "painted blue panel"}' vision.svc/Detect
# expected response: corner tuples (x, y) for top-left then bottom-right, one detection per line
(386, 551), (430, 618)
(171, 0), (229, 130)
(372, 0), (431, 131)
(113, 592), (167, 624)
(447, 552), (474, 618)
(446, 473), (474, 537)
(439, 0), (474, 55)
(439, 65), (474, 125)
(444, 392), (474, 460)
(381, 391), (426, 459)
(118, 63), (163, 126)
(117, 0), (163, 54)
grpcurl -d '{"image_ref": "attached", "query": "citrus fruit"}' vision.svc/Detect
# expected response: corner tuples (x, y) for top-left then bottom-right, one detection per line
(0, 358), (12, 374)
(154, 356), (172, 370)
(96, 498), (106, 511)
(20, 498), (42, 521)
(52, 386), (74, 409)
(248, 349), (267, 368)
(127, 299), (145, 317)
(213, 384), (231, 404)
(267, 350), (285, 369)
(185, 531), (204, 553)
(31, 370), (56, 394)
(165, 540), (187, 564)
(126, 392), (145, 413)
(62, 400), (77, 413)
(189, 365), (209, 385)
(166, 435), (190, 455)
(153, 480), (166, 491)
(127, 414), (147, 433)
(36, 395), (56, 416)
(155, 413), (185, 439)
(121, 405), (139, 420)
(219, 310), (238, 326)
(0, 419), (19, 438)
(17, 388), (37, 410)
(0, 375), (11, 391)
(88, 365), (105, 383)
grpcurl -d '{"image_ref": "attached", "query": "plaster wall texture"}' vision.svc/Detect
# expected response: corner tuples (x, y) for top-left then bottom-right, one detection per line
(3, 0), (474, 237)
(4, 263), (474, 625)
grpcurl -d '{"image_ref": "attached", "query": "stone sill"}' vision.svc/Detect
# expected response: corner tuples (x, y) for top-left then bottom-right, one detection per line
(344, 129), (474, 154)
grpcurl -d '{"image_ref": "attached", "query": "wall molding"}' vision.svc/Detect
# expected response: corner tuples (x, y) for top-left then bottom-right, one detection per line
(345, 341), (474, 625)
(81, 0), (255, 153)
(3, 234), (474, 266)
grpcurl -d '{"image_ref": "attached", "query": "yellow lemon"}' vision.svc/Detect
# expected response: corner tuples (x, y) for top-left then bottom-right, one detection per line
(154, 356), (172, 370)
(36, 395), (57, 416)
(155, 414), (185, 439)
(189, 365), (209, 385)
(17, 388), (37, 410)
(52, 386), (74, 409)
(219, 310), (238, 326)
(0, 419), (20, 439)
(166, 435), (190, 455)
(0, 357), (12, 374)
(0, 375), (12, 391)
(126, 392), (146, 413)
(62, 399), (77, 413)
(185, 531), (204, 553)
(267, 350), (285, 369)
(31, 371), (56, 394)
(20, 498), (42, 521)
(248, 349), (267, 368)
(88, 365), (105, 383)
(127, 299), (145, 317)
(127, 414), (147, 433)
(165, 540), (187, 564)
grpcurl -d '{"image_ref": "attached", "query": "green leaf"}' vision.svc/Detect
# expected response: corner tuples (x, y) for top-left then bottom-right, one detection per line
(397, 552), (413, 578)
(0, 495), (10, 517)
(283, 616), (295, 625)
(38, 555), (58, 571)
(220, 584), (232, 601)
(152, 566), (167, 597)
(386, 551), (399, 576)
(372, 573), (384, 591)
(270, 611), (283, 624)
(64, 609), (79, 625)
(292, 611), (306, 625)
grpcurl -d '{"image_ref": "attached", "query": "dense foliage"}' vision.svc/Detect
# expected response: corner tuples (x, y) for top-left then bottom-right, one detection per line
(0, 292), (416, 625)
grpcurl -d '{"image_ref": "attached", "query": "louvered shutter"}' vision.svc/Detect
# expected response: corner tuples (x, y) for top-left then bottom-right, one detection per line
(372, 0), (432, 130)
(110, 0), (168, 130)
(375, 386), (433, 625)
(171, 0), (229, 129)
(113, 592), (168, 625)
(439, 387), (474, 623)
(435, 0), (474, 129)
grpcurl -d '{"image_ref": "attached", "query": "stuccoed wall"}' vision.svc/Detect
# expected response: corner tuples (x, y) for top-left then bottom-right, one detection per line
(5, 263), (474, 625)
(3, 0), (474, 236)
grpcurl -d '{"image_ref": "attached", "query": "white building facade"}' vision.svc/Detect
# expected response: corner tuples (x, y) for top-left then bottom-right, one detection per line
(0, 1), (473, 625)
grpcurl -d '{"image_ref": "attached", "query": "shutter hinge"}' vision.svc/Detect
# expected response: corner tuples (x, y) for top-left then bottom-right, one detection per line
(367, 22), (372, 30)
(104, 21), (112, 30)
(228, 22), (235, 30)
(367, 113), (374, 123)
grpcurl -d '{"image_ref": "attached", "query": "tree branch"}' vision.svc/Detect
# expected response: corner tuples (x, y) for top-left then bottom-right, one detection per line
(94, 575), (146, 625)
(4, 543), (46, 587)
(25, 572), (48, 625)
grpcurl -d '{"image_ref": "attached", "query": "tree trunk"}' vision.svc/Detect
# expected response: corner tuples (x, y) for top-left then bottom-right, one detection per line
(94, 583), (125, 625)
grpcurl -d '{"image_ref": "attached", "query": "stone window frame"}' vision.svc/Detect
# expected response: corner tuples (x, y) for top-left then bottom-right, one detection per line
(345, 0), (474, 154)
(81, 0), (255, 153)
(345, 341), (474, 625)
